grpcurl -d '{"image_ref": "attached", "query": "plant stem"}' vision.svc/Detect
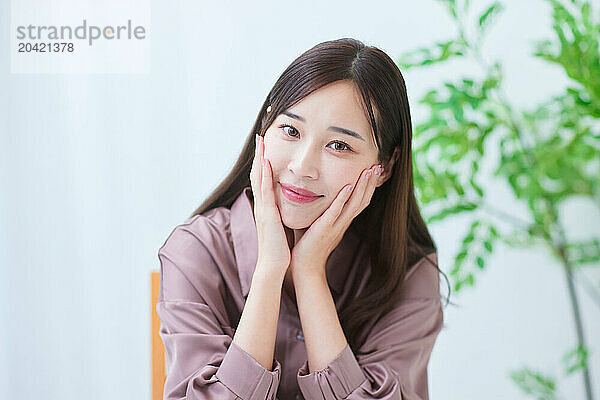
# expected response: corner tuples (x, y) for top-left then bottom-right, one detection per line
(554, 212), (595, 400)
(570, 267), (600, 313)
(560, 255), (595, 400)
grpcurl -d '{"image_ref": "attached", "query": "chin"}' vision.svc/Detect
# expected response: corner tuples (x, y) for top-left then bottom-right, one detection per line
(281, 213), (312, 230)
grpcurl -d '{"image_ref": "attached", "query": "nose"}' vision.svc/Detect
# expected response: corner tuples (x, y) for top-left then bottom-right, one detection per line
(287, 141), (319, 179)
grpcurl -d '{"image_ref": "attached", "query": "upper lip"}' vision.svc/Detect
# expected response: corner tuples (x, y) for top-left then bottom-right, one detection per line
(280, 183), (322, 197)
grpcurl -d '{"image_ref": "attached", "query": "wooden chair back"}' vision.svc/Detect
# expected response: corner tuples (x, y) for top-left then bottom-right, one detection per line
(151, 271), (166, 400)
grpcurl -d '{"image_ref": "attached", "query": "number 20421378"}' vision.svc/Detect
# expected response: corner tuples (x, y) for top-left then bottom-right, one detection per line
(18, 42), (74, 52)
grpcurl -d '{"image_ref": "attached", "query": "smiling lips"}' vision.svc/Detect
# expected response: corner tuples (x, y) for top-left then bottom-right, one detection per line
(280, 183), (323, 203)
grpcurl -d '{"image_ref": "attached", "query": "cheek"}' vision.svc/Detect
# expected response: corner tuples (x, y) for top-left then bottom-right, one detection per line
(263, 140), (289, 173)
(264, 151), (285, 173)
(326, 169), (362, 194)
(262, 132), (279, 162)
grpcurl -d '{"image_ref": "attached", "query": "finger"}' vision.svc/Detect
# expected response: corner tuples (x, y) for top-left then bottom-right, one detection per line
(319, 183), (354, 227)
(360, 164), (381, 207)
(258, 135), (266, 207)
(261, 157), (279, 220)
(250, 134), (259, 184)
(257, 135), (265, 204)
(250, 134), (262, 212)
(337, 166), (373, 222)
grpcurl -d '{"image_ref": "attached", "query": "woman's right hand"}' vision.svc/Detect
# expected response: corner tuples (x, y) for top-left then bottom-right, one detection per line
(249, 133), (291, 279)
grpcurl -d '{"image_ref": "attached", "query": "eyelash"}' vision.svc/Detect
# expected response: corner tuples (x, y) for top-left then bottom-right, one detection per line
(277, 124), (354, 153)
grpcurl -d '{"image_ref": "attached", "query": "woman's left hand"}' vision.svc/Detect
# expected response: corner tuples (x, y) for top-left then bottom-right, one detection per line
(289, 163), (383, 278)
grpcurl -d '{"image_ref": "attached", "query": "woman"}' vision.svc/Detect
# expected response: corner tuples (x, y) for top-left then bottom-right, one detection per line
(157, 37), (449, 400)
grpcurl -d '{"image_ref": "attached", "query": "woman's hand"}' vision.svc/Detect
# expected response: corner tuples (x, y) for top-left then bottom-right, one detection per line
(249, 134), (291, 279)
(289, 164), (382, 278)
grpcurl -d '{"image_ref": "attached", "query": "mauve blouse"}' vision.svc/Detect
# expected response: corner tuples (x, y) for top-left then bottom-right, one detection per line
(156, 186), (444, 400)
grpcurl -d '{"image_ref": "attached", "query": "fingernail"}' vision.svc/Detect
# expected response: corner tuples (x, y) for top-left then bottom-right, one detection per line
(374, 165), (382, 176)
(345, 185), (353, 192)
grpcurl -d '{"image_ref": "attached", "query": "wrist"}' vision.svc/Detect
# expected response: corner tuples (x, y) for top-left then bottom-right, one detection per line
(291, 266), (326, 284)
(253, 262), (286, 286)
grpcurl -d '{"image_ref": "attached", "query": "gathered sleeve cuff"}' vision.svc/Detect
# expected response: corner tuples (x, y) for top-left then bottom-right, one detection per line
(296, 343), (366, 399)
(216, 340), (282, 400)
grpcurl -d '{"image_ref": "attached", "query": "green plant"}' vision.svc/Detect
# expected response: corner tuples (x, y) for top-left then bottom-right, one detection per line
(398, 0), (600, 398)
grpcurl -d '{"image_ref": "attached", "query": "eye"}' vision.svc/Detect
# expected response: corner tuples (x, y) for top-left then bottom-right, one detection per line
(278, 124), (354, 153)
(280, 124), (299, 138)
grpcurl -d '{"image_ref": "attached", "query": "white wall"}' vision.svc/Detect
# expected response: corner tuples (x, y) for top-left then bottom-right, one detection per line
(1, 0), (599, 399)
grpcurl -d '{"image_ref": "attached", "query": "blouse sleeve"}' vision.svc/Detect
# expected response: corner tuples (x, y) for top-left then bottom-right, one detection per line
(157, 226), (282, 400)
(296, 254), (444, 400)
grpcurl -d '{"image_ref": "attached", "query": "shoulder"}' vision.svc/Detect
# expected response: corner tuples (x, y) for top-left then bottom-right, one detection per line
(157, 207), (234, 301)
(398, 251), (440, 302)
(159, 207), (232, 259)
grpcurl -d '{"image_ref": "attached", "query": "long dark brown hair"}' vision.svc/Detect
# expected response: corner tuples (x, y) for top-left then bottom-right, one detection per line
(190, 37), (451, 354)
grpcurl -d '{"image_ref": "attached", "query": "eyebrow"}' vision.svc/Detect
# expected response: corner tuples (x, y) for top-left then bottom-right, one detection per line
(281, 111), (366, 142)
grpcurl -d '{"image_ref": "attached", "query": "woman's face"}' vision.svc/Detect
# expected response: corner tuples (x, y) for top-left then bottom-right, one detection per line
(263, 80), (386, 230)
